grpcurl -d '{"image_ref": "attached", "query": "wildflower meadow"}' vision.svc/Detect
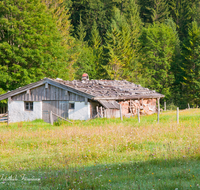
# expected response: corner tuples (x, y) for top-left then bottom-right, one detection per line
(0, 109), (200, 189)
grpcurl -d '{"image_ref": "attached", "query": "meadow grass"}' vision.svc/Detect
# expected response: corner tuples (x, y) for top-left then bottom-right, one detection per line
(0, 109), (199, 189)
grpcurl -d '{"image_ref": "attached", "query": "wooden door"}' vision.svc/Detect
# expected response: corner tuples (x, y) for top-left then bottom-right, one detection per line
(42, 101), (68, 123)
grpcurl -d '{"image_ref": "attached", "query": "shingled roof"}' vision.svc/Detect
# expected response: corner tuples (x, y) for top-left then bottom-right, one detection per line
(0, 77), (164, 102)
(51, 78), (164, 100)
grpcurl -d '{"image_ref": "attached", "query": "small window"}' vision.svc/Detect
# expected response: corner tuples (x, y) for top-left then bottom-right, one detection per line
(69, 103), (75, 109)
(25, 102), (33, 111)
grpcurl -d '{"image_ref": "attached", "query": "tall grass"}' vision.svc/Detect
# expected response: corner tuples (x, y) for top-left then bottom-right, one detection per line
(0, 109), (199, 189)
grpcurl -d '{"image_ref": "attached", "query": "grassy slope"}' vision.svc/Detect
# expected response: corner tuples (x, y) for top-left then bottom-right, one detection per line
(0, 109), (200, 189)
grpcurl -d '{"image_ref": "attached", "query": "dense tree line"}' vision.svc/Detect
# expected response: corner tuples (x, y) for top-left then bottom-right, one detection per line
(0, 0), (200, 108)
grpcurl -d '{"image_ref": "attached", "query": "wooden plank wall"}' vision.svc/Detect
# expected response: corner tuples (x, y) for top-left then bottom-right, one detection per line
(90, 101), (99, 118)
(42, 101), (69, 123)
(105, 109), (120, 118)
(12, 84), (85, 102)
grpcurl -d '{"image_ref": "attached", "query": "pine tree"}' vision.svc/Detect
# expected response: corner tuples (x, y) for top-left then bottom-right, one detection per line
(150, 0), (169, 23)
(89, 21), (104, 79)
(191, 0), (200, 26)
(73, 18), (98, 80)
(69, 0), (115, 41)
(90, 21), (102, 49)
(139, 23), (177, 99)
(76, 16), (87, 42)
(123, 0), (142, 39)
(168, 0), (193, 40)
(180, 21), (200, 106)
(138, 0), (153, 23)
(104, 8), (134, 80)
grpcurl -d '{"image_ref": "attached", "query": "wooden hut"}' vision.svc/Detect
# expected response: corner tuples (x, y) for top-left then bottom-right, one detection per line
(0, 73), (164, 123)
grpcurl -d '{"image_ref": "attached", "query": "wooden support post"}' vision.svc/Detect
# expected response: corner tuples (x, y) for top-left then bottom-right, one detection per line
(120, 104), (123, 121)
(50, 111), (53, 125)
(8, 97), (12, 104)
(164, 101), (166, 111)
(96, 106), (99, 118)
(3, 107), (5, 113)
(85, 98), (88, 105)
(104, 109), (107, 118)
(157, 98), (160, 124)
(188, 103), (190, 109)
(45, 83), (48, 89)
(137, 108), (140, 123)
(100, 107), (103, 118)
(177, 107), (179, 124)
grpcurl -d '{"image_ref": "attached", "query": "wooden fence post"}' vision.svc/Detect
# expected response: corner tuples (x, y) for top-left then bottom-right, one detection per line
(137, 108), (140, 123)
(120, 104), (123, 121)
(177, 107), (179, 124)
(164, 101), (166, 111)
(7, 111), (9, 126)
(188, 103), (190, 109)
(50, 111), (53, 125)
(157, 98), (160, 124)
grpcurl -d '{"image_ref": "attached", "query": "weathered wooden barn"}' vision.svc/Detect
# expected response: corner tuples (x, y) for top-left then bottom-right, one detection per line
(0, 73), (164, 123)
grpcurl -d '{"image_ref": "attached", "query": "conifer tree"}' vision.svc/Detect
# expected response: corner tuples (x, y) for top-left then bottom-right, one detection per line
(139, 23), (177, 99)
(168, 0), (193, 40)
(150, 0), (169, 23)
(104, 8), (134, 80)
(89, 21), (104, 79)
(73, 17), (98, 80)
(180, 21), (200, 106)
(123, 0), (142, 40)
(90, 21), (102, 49)
(138, 0), (153, 23)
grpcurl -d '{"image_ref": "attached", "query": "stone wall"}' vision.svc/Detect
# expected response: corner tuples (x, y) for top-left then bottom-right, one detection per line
(119, 98), (157, 116)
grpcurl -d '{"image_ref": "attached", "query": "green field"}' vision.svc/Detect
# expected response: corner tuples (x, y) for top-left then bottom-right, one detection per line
(0, 109), (200, 189)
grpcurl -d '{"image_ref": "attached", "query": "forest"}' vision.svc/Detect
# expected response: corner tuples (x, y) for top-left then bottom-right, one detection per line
(0, 0), (200, 108)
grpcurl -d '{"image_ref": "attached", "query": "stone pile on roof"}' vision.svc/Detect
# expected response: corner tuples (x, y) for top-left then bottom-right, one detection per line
(52, 78), (164, 100)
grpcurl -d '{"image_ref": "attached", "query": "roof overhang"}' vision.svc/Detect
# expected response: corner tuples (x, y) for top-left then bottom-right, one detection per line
(0, 78), (94, 101)
(98, 100), (120, 109)
(93, 94), (165, 101)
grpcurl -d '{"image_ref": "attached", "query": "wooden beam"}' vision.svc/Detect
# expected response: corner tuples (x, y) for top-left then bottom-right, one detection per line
(7, 111), (9, 125)
(137, 108), (140, 123)
(50, 111), (53, 125)
(0, 113), (8, 119)
(120, 104), (123, 121)
(45, 83), (48, 89)
(157, 98), (160, 124)
(8, 97), (12, 104)
(177, 107), (179, 124)
(52, 112), (72, 123)
(85, 97), (88, 105)
(100, 106), (103, 118)
(96, 106), (99, 118)
(93, 94), (165, 101)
